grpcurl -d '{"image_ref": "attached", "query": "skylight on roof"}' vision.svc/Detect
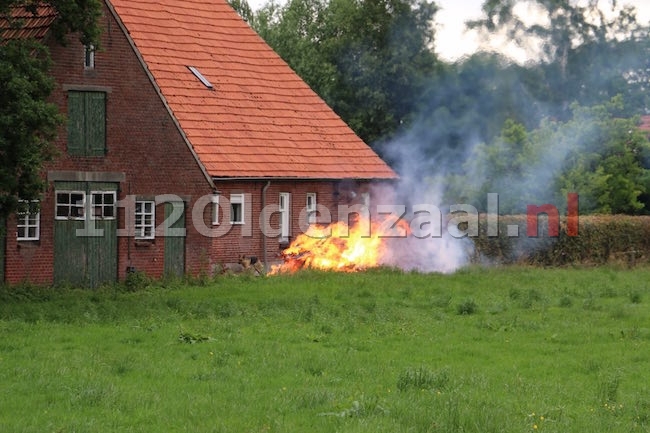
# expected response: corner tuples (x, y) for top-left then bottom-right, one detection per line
(188, 66), (213, 90)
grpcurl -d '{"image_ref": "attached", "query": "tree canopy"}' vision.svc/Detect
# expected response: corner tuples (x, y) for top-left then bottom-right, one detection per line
(0, 0), (102, 221)
(247, 0), (650, 214)
(253, 0), (440, 145)
(468, 0), (650, 118)
(446, 97), (650, 214)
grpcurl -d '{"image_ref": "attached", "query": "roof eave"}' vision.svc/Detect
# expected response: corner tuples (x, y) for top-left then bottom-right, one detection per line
(212, 176), (399, 182)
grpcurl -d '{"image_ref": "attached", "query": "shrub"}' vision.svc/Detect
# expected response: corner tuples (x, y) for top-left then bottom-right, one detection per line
(122, 270), (152, 292)
(457, 299), (478, 315)
(470, 215), (650, 267)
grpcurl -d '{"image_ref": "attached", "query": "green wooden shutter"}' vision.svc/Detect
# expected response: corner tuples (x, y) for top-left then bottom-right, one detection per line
(67, 91), (85, 156)
(86, 92), (106, 156)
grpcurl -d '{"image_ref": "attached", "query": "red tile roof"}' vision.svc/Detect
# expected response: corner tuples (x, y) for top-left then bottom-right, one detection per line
(0, 4), (57, 41)
(107, 0), (397, 180)
(639, 115), (650, 133)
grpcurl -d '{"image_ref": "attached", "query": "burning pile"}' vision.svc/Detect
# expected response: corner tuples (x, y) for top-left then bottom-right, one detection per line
(271, 217), (407, 274)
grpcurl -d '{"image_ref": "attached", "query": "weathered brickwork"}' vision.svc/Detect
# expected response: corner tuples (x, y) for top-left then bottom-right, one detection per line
(2, 3), (382, 285)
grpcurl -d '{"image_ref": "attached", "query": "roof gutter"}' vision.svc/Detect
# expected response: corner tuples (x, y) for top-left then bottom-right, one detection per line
(213, 176), (398, 182)
(105, 0), (215, 190)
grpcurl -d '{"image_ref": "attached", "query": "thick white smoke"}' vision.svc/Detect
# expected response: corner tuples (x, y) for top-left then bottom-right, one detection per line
(372, 133), (475, 274)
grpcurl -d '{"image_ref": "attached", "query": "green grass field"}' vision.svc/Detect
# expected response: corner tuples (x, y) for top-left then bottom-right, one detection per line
(1, 266), (650, 432)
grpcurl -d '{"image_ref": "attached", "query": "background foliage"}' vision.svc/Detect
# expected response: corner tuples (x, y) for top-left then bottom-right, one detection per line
(469, 214), (650, 267)
(245, 0), (650, 215)
(0, 0), (101, 222)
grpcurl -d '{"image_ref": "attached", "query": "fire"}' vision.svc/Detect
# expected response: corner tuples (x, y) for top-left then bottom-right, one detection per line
(271, 217), (408, 274)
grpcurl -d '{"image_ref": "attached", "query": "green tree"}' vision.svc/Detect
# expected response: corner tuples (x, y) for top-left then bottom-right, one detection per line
(470, 0), (650, 118)
(228, 0), (255, 24)
(447, 97), (650, 215)
(254, 0), (440, 145)
(553, 98), (650, 214)
(0, 0), (101, 222)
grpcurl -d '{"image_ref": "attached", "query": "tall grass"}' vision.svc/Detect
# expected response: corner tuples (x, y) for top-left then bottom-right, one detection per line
(1, 266), (649, 432)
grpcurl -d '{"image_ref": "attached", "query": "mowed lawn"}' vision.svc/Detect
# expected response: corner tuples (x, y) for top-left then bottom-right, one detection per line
(1, 267), (650, 433)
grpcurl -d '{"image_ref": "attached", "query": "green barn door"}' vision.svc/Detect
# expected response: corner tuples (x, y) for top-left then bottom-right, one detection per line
(164, 201), (185, 277)
(87, 183), (117, 287)
(54, 182), (117, 287)
(54, 182), (87, 286)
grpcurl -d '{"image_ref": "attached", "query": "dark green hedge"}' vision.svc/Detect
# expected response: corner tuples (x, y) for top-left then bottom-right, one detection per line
(468, 215), (650, 267)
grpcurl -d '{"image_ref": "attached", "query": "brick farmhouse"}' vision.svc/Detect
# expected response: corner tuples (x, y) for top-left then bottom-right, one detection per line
(0, 0), (396, 286)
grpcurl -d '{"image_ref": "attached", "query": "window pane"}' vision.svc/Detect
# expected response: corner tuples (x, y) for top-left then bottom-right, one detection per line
(17, 200), (40, 240)
(135, 200), (155, 239)
(57, 193), (70, 205)
(104, 206), (115, 218)
(71, 193), (84, 204)
(231, 203), (242, 223)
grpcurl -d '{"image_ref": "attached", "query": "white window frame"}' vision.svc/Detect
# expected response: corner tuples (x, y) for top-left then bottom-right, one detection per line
(55, 191), (86, 220)
(90, 191), (116, 220)
(84, 44), (95, 70)
(135, 200), (155, 240)
(211, 194), (220, 226)
(306, 193), (317, 224)
(17, 200), (40, 241)
(279, 192), (290, 242)
(230, 194), (245, 225)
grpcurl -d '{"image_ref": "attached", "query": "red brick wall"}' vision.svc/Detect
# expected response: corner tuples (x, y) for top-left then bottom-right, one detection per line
(207, 180), (373, 268)
(5, 3), (213, 284)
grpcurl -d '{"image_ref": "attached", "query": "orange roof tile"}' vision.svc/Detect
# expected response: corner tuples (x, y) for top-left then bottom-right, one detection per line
(107, 0), (397, 180)
(0, 4), (56, 41)
(640, 115), (650, 133)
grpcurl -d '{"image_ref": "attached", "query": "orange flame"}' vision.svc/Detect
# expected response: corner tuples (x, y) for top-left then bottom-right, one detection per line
(271, 217), (409, 274)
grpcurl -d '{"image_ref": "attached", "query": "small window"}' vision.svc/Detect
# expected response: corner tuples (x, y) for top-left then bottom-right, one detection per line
(306, 193), (317, 224)
(135, 201), (155, 239)
(17, 200), (40, 241)
(211, 194), (220, 226)
(230, 194), (244, 224)
(188, 66), (213, 89)
(56, 191), (86, 220)
(279, 192), (290, 241)
(91, 191), (116, 220)
(84, 44), (95, 69)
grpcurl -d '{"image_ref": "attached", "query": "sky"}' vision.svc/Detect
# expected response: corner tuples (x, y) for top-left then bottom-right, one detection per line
(434, 0), (650, 61)
(247, 0), (650, 62)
